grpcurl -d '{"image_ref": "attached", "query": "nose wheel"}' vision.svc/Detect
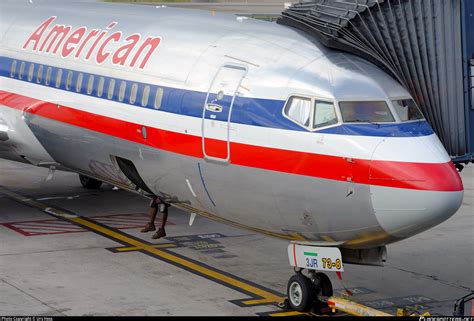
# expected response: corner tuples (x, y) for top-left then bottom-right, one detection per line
(286, 269), (333, 313)
(287, 273), (314, 311)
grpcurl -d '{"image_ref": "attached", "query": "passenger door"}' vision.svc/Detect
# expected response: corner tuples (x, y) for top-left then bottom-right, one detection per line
(202, 63), (247, 162)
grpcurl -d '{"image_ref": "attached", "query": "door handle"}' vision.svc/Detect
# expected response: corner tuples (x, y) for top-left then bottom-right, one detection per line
(206, 103), (223, 113)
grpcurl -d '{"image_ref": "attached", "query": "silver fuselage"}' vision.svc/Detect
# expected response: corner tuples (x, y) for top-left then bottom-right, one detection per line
(0, 0), (464, 250)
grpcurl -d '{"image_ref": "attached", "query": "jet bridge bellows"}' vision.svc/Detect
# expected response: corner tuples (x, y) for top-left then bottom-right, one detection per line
(278, 0), (473, 162)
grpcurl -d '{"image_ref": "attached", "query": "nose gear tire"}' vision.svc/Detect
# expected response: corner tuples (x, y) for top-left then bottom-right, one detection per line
(287, 274), (314, 312)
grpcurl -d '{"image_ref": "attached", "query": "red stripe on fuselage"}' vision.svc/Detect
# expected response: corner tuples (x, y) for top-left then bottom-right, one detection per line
(0, 91), (463, 192)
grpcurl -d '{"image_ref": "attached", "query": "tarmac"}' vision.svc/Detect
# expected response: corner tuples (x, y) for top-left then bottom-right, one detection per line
(0, 159), (472, 316)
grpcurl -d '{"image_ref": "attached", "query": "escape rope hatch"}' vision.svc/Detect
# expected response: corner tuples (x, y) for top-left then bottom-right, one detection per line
(278, 0), (467, 158)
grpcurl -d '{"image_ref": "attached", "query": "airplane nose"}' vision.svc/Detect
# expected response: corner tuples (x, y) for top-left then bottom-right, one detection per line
(371, 183), (463, 238)
(368, 135), (464, 238)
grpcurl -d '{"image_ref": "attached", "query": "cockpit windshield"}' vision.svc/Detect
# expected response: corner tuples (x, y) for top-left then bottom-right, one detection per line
(339, 101), (395, 123)
(392, 99), (424, 121)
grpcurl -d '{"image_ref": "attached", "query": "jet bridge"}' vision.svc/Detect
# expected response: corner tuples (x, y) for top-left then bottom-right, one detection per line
(278, 0), (474, 164)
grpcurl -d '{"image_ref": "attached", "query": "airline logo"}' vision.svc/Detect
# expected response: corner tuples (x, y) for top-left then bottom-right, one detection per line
(22, 16), (161, 69)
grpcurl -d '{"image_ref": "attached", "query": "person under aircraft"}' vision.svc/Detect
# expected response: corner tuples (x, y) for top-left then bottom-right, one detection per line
(141, 197), (170, 239)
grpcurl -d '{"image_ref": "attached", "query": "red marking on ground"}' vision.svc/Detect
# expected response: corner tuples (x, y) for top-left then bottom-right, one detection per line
(1, 219), (83, 236)
(1, 213), (174, 236)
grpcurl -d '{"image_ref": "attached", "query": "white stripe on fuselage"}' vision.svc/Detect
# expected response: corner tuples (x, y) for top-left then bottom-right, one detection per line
(1, 77), (450, 164)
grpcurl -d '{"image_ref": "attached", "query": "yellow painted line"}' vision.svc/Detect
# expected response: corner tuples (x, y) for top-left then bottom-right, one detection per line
(241, 298), (285, 305)
(115, 243), (177, 252)
(0, 190), (54, 209)
(2, 187), (396, 317)
(269, 311), (307, 317)
(72, 216), (283, 302)
(1, 187), (285, 306)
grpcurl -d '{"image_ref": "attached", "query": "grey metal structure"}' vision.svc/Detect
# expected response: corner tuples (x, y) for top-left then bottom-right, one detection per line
(278, 0), (473, 163)
(463, 0), (474, 164)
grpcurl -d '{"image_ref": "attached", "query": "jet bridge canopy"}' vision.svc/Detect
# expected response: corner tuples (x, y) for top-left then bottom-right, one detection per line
(278, 0), (473, 163)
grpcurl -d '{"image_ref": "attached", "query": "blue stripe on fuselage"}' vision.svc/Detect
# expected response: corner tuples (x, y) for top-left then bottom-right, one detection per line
(0, 56), (433, 137)
(319, 121), (434, 137)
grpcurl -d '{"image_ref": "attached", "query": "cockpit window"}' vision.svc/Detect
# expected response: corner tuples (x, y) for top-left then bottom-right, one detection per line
(284, 96), (339, 129)
(339, 101), (395, 123)
(284, 96), (311, 127)
(392, 99), (424, 121)
(313, 101), (337, 129)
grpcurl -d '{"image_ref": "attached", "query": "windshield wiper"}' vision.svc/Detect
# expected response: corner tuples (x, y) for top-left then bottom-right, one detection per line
(353, 119), (381, 128)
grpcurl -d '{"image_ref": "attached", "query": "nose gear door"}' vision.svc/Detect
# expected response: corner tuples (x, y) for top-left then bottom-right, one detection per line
(202, 63), (247, 162)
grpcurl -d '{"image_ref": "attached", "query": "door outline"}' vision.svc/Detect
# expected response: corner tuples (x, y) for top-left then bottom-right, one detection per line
(201, 62), (248, 163)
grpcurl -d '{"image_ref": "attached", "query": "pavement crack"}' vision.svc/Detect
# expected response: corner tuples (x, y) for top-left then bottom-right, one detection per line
(387, 264), (473, 292)
(0, 278), (66, 316)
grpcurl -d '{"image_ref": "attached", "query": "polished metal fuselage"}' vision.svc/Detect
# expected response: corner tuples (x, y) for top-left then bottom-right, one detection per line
(0, 0), (464, 250)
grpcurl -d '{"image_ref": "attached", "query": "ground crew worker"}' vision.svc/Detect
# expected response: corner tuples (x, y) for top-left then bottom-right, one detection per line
(141, 197), (170, 239)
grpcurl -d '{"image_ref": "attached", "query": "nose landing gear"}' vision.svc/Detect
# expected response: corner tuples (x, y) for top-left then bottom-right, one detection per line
(286, 269), (334, 313)
(287, 273), (313, 312)
(285, 243), (342, 314)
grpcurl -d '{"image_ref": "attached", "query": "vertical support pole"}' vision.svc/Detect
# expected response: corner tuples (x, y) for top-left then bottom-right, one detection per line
(460, 0), (474, 163)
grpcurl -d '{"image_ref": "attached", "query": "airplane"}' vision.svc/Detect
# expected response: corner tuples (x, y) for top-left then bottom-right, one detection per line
(0, 0), (464, 312)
